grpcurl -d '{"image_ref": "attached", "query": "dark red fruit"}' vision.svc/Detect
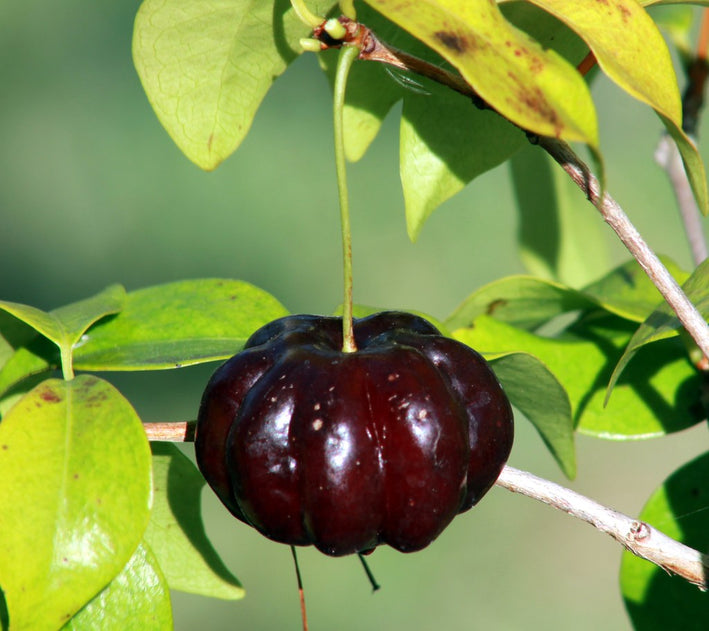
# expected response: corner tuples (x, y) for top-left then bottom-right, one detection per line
(195, 312), (513, 557)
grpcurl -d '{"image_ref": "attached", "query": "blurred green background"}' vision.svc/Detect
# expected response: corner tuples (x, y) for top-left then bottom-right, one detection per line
(2, 2), (708, 629)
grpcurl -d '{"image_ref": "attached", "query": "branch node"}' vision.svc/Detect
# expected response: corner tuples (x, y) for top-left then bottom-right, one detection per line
(628, 520), (651, 542)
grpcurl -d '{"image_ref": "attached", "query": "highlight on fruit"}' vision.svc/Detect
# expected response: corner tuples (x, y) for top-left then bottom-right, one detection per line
(195, 311), (514, 557)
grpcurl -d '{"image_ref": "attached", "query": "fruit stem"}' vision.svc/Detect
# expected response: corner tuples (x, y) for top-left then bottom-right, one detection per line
(290, 546), (309, 631)
(358, 553), (381, 592)
(333, 44), (360, 353)
(290, 0), (322, 29)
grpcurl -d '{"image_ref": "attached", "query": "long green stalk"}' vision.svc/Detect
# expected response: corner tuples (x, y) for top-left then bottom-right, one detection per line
(333, 44), (360, 353)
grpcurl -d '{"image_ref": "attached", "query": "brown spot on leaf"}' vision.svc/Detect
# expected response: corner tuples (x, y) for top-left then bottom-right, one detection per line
(207, 133), (214, 152)
(486, 299), (508, 316)
(522, 89), (562, 136)
(506, 71), (562, 137)
(434, 31), (468, 54)
(528, 56), (543, 74)
(39, 388), (62, 403)
(82, 389), (109, 409)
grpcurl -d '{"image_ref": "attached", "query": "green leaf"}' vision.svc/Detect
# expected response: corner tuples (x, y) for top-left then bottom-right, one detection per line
(0, 285), (125, 356)
(444, 258), (689, 333)
(444, 275), (595, 332)
(145, 443), (244, 600)
(401, 82), (525, 241)
(453, 314), (703, 439)
(63, 543), (172, 631)
(581, 256), (689, 323)
(608, 257), (709, 397)
(641, 1), (709, 10)
(0, 302), (64, 351)
(0, 342), (55, 402)
(0, 312), (35, 372)
(73, 279), (288, 371)
(0, 372), (54, 421)
(364, 0), (598, 146)
(0, 376), (152, 631)
(572, 316), (702, 438)
(0, 285), (125, 391)
(0, 313), (57, 402)
(510, 146), (610, 286)
(487, 352), (576, 479)
(133, 0), (337, 170)
(620, 451), (709, 629)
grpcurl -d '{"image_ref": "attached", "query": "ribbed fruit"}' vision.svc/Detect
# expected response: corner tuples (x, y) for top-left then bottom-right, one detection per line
(195, 312), (513, 556)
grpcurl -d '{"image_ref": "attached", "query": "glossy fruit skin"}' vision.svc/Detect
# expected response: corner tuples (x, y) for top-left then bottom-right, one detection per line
(195, 312), (513, 557)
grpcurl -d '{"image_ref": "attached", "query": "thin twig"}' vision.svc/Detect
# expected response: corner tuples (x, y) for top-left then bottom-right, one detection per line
(655, 136), (707, 266)
(538, 136), (709, 359)
(144, 420), (195, 442)
(144, 420), (709, 590)
(655, 11), (709, 267)
(496, 466), (709, 590)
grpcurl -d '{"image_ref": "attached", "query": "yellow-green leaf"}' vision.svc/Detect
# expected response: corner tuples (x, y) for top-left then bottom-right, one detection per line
(0, 285), (125, 356)
(486, 351), (576, 478)
(401, 83), (525, 241)
(73, 279), (288, 371)
(519, 0), (708, 214)
(364, 0), (598, 146)
(455, 314), (702, 439)
(145, 443), (244, 600)
(133, 0), (337, 170)
(523, 0), (680, 120)
(64, 543), (173, 631)
(0, 376), (152, 630)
